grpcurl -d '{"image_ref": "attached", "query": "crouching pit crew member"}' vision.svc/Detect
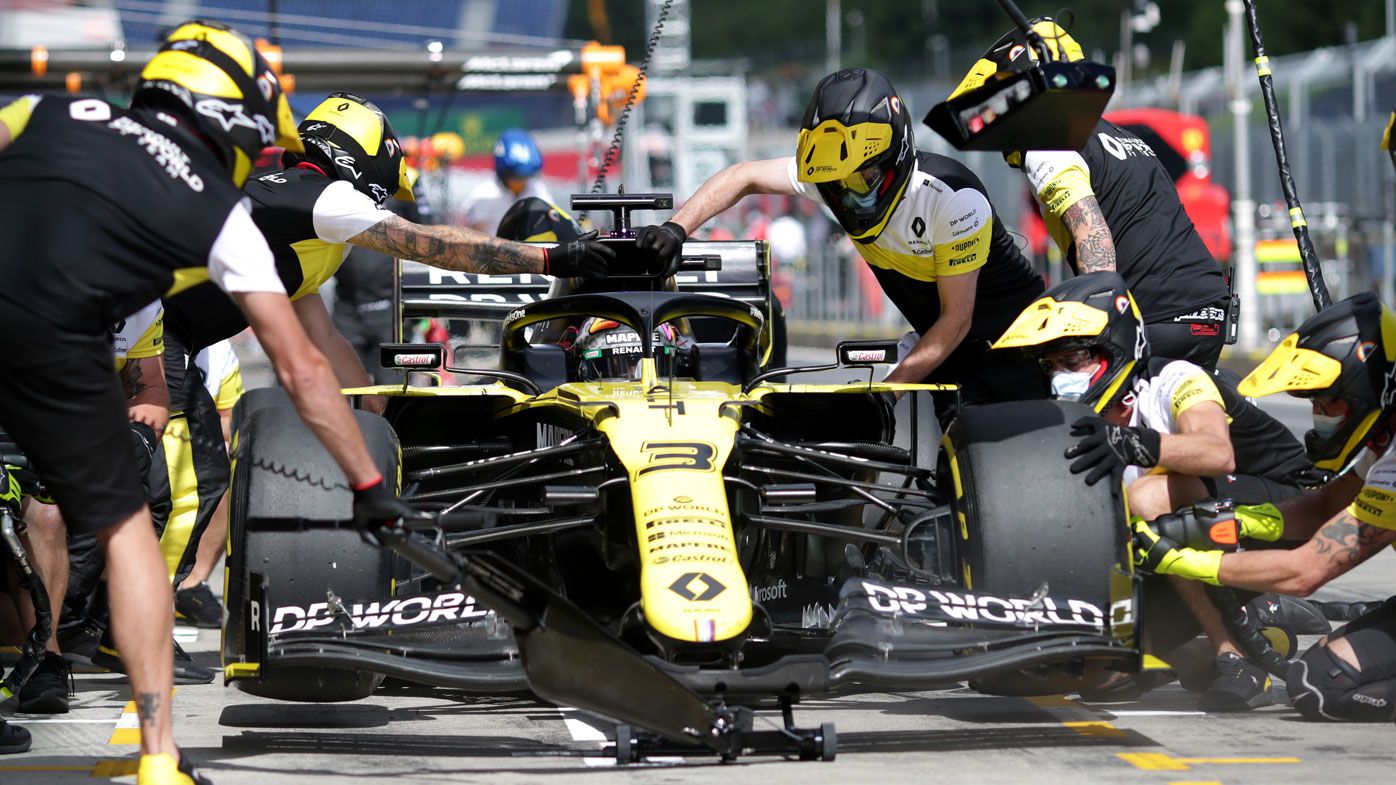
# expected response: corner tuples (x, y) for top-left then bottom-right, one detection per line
(636, 67), (1045, 417)
(0, 20), (425, 782)
(1136, 292), (1396, 721)
(994, 272), (1315, 710)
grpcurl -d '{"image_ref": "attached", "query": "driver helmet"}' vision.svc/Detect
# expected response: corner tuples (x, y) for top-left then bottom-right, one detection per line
(795, 68), (915, 243)
(565, 318), (692, 381)
(1239, 292), (1396, 472)
(131, 20), (301, 187)
(494, 128), (543, 183)
(991, 272), (1147, 414)
(291, 92), (412, 205)
(948, 16), (1084, 101)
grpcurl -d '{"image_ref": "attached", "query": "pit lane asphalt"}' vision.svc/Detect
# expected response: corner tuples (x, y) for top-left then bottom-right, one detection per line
(2, 361), (1389, 784)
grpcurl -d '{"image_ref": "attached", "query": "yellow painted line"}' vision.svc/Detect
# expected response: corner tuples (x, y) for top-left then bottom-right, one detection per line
(0, 759), (138, 778)
(108, 701), (141, 745)
(1026, 695), (1129, 740)
(1119, 751), (1301, 770)
(1062, 720), (1128, 740)
(92, 758), (140, 778)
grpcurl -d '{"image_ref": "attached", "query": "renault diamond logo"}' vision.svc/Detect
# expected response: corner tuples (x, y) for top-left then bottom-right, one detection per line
(911, 217), (926, 237)
(667, 572), (726, 602)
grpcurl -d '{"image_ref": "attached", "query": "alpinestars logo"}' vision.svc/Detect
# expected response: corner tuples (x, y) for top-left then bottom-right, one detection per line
(194, 99), (276, 145)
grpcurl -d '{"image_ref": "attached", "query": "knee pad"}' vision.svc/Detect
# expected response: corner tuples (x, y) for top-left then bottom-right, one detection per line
(1287, 644), (1396, 721)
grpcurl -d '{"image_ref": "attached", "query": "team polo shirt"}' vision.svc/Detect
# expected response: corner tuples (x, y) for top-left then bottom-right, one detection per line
(111, 302), (164, 372)
(1019, 119), (1227, 322)
(0, 95), (284, 329)
(787, 151), (1043, 342)
(163, 166), (394, 351)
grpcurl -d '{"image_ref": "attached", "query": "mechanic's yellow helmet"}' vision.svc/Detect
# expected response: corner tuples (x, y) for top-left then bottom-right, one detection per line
(496, 196), (584, 242)
(949, 18), (1084, 101)
(296, 92), (412, 204)
(133, 20), (301, 186)
(993, 272), (1146, 413)
(795, 68), (915, 243)
(1239, 292), (1396, 471)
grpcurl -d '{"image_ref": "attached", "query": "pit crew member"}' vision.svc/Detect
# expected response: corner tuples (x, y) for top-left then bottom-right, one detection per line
(464, 127), (553, 233)
(994, 272), (1314, 710)
(158, 93), (614, 599)
(0, 21), (422, 782)
(636, 68), (1045, 415)
(1135, 292), (1396, 721)
(953, 19), (1230, 368)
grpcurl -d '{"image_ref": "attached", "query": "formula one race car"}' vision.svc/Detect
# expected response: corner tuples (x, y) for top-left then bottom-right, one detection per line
(222, 194), (1140, 762)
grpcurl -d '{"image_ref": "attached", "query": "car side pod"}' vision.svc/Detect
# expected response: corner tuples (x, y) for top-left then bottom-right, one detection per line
(369, 523), (835, 763)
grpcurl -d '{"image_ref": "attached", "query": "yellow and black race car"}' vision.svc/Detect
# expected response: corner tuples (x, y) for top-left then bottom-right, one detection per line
(220, 194), (1139, 763)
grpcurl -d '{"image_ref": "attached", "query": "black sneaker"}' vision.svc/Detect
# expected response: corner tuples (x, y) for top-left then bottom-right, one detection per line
(173, 640), (215, 685)
(1199, 652), (1276, 711)
(16, 652), (72, 714)
(175, 583), (224, 630)
(91, 637), (216, 686)
(0, 719), (31, 755)
(58, 622), (103, 666)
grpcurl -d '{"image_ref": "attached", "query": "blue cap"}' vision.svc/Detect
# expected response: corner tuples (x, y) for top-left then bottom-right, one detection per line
(494, 128), (543, 180)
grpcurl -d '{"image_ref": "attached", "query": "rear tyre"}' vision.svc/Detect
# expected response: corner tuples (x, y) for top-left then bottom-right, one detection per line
(942, 400), (1131, 696)
(223, 401), (403, 702)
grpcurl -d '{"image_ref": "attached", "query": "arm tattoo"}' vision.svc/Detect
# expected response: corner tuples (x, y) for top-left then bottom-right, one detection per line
(354, 216), (541, 275)
(120, 359), (148, 400)
(1061, 197), (1116, 274)
(137, 691), (160, 725)
(1311, 514), (1396, 571)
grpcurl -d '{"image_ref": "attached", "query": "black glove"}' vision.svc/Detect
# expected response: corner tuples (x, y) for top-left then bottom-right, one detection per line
(635, 221), (687, 279)
(543, 230), (615, 280)
(352, 477), (431, 546)
(1063, 415), (1161, 486)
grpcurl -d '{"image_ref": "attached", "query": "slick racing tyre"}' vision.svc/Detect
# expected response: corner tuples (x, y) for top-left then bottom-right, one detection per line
(942, 399), (1131, 696)
(223, 399), (404, 702)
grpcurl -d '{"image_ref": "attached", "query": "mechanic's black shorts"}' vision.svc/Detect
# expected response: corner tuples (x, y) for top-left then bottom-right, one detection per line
(0, 309), (146, 533)
(1201, 473), (1306, 506)
(1330, 596), (1396, 680)
(1145, 317), (1225, 371)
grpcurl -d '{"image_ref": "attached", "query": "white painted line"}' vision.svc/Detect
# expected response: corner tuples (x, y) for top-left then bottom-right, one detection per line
(9, 718), (120, 724)
(1104, 710), (1208, 717)
(558, 708), (684, 767)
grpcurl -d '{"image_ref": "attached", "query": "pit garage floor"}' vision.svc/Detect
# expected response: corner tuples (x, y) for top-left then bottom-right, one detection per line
(2, 387), (1391, 783)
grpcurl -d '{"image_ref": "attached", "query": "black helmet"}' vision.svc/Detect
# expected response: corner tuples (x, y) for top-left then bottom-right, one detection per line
(1239, 292), (1396, 472)
(795, 68), (914, 242)
(496, 196), (584, 242)
(294, 92), (411, 205)
(567, 318), (692, 382)
(992, 272), (1147, 413)
(949, 17), (1085, 101)
(132, 20), (302, 186)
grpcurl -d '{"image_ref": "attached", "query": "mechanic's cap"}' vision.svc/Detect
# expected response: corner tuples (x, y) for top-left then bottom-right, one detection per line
(496, 196), (584, 242)
(135, 20), (301, 187)
(948, 17), (1084, 101)
(992, 271), (1146, 413)
(1239, 292), (1396, 471)
(298, 92), (411, 205)
(796, 68), (915, 243)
